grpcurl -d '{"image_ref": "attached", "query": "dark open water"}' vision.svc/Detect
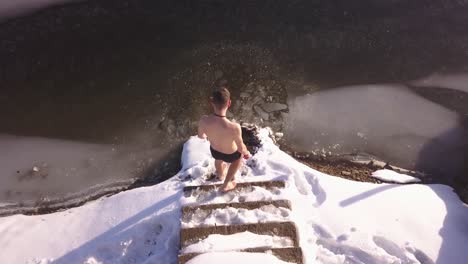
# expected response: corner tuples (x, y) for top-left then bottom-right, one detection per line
(0, 0), (467, 213)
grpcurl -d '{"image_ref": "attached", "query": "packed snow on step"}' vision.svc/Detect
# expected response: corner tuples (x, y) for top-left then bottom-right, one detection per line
(182, 205), (291, 228)
(186, 251), (293, 264)
(182, 181), (285, 205)
(371, 169), (421, 183)
(181, 231), (294, 254)
(1, 128), (467, 264)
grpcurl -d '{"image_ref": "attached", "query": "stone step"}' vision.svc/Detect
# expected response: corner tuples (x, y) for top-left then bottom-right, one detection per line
(180, 221), (299, 249)
(179, 247), (304, 264)
(182, 199), (291, 217)
(183, 180), (285, 197)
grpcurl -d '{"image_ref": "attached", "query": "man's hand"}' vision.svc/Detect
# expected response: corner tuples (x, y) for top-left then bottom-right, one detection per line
(243, 151), (251, 159)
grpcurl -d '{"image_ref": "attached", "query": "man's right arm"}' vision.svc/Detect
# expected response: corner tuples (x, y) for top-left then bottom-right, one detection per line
(198, 118), (207, 139)
(234, 124), (250, 157)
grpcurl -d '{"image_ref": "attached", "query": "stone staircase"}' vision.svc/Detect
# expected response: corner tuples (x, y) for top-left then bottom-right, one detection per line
(178, 180), (304, 264)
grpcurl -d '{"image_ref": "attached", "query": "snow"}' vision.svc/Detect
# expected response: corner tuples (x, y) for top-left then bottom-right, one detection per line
(0, 129), (467, 264)
(186, 252), (293, 264)
(180, 136), (211, 172)
(181, 231), (293, 254)
(371, 169), (421, 183)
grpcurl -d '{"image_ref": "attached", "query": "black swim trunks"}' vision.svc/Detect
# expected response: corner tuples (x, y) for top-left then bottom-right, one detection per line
(210, 146), (242, 163)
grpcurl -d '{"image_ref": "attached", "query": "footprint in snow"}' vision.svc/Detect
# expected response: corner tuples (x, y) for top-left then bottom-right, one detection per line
(297, 171), (326, 206)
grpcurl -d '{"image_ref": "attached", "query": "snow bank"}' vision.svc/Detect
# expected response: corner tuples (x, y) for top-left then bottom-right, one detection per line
(0, 175), (184, 264)
(0, 128), (467, 264)
(372, 169), (421, 183)
(180, 136), (211, 172)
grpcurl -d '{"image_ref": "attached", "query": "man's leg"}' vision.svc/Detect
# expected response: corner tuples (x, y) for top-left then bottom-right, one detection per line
(222, 157), (242, 192)
(214, 159), (227, 181)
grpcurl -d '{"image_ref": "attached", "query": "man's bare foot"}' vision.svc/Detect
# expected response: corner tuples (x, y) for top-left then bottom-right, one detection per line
(221, 181), (237, 192)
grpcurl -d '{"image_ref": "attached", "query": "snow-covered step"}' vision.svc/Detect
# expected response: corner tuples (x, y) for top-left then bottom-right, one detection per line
(183, 180), (285, 196)
(180, 221), (299, 249)
(181, 231), (295, 254)
(182, 183), (285, 205)
(179, 247), (304, 264)
(183, 199), (291, 216)
(181, 200), (292, 228)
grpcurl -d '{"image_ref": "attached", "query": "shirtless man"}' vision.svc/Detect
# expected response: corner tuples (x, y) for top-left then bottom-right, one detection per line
(198, 87), (251, 192)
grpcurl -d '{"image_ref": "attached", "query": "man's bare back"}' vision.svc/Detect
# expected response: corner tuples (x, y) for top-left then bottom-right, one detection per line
(198, 115), (244, 155)
(197, 87), (250, 192)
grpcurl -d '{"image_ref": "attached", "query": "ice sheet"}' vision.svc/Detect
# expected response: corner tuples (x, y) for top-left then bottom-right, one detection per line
(371, 169), (421, 183)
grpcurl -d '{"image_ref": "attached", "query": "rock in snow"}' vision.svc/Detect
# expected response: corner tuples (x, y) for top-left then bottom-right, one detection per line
(253, 105), (269, 120)
(372, 169), (421, 183)
(260, 103), (288, 113)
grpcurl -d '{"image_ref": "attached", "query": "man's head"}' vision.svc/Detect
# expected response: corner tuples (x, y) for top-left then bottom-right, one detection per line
(211, 87), (231, 110)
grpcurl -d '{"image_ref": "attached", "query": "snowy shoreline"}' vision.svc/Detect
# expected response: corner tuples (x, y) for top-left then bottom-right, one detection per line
(0, 128), (467, 263)
(0, 124), (423, 218)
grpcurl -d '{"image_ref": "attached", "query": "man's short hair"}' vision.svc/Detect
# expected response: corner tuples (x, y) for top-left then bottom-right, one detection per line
(211, 87), (230, 109)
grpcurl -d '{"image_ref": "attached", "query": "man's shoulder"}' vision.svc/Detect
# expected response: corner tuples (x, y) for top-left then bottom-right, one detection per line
(199, 115), (210, 124)
(228, 120), (241, 131)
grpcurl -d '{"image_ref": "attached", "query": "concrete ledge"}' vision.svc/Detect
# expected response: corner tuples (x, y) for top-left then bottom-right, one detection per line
(183, 180), (285, 195)
(178, 247), (303, 264)
(182, 199), (291, 217)
(180, 221), (299, 248)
